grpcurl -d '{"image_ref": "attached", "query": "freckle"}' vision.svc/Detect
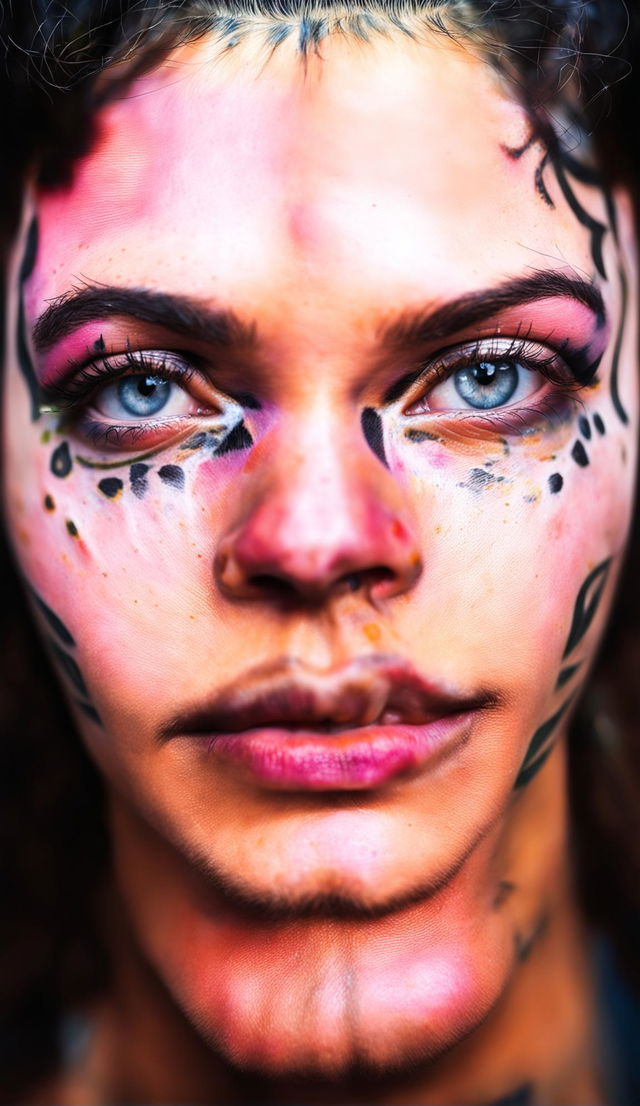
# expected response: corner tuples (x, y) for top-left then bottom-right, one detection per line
(159, 464), (185, 490)
(571, 440), (589, 467)
(44, 494), (55, 512)
(363, 623), (382, 645)
(549, 473), (563, 494)
(578, 415), (591, 440)
(51, 441), (72, 478)
(66, 520), (79, 538)
(593, 413), (606, 435)
(98, 477), (124, 499)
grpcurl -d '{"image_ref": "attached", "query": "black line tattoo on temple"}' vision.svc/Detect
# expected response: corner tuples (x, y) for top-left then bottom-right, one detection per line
(28, 588), (103, 726)
(17, 216), (41, 420)
(505, 131), (629, 428)
(514, 558), (611, 789)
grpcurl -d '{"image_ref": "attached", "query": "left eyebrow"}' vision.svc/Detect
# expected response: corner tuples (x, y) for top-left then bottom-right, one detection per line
(32, 286), (256, 355)
(379, 271), (606, 348)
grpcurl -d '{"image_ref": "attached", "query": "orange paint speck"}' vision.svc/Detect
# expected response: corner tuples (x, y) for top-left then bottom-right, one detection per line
(363, 623), (382, 644)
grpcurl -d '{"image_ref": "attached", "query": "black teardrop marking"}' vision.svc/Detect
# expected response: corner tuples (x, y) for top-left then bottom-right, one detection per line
(571, 441), (589, 468)
(361, 408), (388, 468)
(51, 441), (73, 478)
(548, 473), (563, 494)
(216, 422), (254, 456)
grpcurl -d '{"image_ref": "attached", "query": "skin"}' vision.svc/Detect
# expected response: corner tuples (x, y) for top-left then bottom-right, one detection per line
(2, 25), (638, 1105)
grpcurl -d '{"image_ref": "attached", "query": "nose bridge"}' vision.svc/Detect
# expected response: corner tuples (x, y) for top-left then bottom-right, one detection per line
(215, 406), (422, 601)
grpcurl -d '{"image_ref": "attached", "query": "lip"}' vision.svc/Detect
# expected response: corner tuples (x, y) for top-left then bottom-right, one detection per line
(162, 655), (494, 791)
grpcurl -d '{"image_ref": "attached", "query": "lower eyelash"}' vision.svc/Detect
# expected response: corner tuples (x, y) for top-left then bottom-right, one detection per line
(79, 415), (192, 449)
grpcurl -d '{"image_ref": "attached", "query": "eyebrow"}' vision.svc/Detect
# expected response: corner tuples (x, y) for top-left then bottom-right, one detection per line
(379, 271), (606, 349)
(33, 271), (605, 363)
(33, 286), (256, 355)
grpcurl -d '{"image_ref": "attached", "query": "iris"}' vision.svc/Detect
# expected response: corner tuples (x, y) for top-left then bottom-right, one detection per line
(117, 375), (171, 417)
(453, 361), (519, 410)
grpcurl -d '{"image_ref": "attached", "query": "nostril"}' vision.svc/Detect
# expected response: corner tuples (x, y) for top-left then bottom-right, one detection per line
(249, 574), (300, 599)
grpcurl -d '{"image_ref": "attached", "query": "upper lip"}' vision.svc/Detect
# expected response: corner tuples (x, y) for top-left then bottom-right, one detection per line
(162, 654), (495, 738)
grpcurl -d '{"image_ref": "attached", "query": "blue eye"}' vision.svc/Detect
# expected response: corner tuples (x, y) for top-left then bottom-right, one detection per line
(453, 360), (520, 410)
(404, 340), (550, 417)
(92, 371), (197, 422)
(117, 375), (172, 416)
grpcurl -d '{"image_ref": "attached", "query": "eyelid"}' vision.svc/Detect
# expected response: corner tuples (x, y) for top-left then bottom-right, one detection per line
(397, 334), (586, 416)
(40, 348), (205, 411)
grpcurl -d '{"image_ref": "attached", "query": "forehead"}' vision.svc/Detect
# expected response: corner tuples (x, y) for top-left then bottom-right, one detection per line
(31, 32), (594, 316)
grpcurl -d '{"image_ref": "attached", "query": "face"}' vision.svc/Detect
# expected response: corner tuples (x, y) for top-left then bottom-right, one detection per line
(3, 26), (638, 1081)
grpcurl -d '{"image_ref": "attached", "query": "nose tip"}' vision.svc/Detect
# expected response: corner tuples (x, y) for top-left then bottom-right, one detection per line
(215, 497), (422, 604)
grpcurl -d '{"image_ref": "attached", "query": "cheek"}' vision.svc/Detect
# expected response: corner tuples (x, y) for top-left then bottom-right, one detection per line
(384, 399), (635, 698)
(3, 402), (251, 725)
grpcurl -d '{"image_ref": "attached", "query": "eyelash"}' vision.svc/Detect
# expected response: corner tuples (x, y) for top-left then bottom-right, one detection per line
(42, 331), (592, 451)
(400, 334), (589, 424)
(44, 347), (198, 407)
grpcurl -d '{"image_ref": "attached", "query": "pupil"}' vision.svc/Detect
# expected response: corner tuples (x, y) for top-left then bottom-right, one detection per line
(474, 362), (499, 385)
(139, 377), (158, 397)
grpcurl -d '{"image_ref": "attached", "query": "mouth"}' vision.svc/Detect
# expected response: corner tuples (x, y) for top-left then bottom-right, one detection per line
(162, 655), (496, 791)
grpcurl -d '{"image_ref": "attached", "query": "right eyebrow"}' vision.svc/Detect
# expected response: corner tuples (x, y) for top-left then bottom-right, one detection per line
(33, 286), (257, 355)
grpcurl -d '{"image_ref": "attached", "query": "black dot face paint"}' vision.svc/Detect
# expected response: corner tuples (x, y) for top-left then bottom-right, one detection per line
(179, 431), (208, 452)
(405, 428), (441, 443)
(548, 473), (563, 494)
(51, 441), (73, 478)
(593, 413), (606, 436)
(460, 467), (505, 493)
(44, 494), (55, 512)
(16, 216), (41, 420)
(130, 463), (150, 499)
(361, 408), (388, 468)
(66, 520), (79, 538)
(571, 440), (589, 468)
(578, 415), (591, 440)
(158, 464), (186, 490)
(98, 477), (124, 499)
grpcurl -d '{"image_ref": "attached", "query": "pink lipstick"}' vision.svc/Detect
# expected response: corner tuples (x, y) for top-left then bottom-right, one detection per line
(163, 655), (495, 790)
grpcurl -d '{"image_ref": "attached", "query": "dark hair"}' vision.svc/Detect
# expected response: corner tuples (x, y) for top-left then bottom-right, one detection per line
(0, 1), (638, 1099)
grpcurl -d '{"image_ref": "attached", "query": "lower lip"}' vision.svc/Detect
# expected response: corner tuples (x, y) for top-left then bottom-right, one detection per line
(198, 714), (476, 790)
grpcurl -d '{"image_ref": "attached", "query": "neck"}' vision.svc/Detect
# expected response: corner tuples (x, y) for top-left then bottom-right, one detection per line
(43, 765), (608, 1105)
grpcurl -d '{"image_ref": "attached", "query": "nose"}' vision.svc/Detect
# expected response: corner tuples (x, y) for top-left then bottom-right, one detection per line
(215, 413), (423, 603)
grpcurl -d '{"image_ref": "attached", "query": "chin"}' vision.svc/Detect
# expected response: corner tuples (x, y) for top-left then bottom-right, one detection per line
(129, 866), (513, 1081)
(174, 914), (512, 1079)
